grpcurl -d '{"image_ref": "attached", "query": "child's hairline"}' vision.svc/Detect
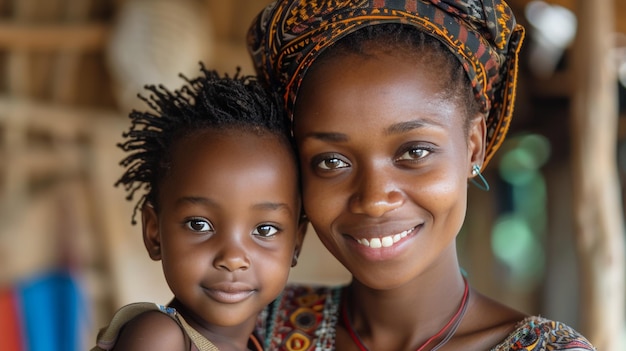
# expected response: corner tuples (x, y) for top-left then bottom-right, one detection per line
(146, 123), (299, 211)
(116, 64), (293, 224)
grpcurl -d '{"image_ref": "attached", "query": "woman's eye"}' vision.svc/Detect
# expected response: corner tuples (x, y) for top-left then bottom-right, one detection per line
(185, 219), (213, 232)
(397, 147), (431, 161)
(253, 224), (279, 238)
(315, 156), (350, 170)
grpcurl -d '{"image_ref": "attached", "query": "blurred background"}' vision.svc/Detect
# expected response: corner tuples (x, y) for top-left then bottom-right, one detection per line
(0, 0), (624, 350)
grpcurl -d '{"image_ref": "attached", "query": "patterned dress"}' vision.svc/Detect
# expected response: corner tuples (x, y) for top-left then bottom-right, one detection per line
(256, 285), (596, 351)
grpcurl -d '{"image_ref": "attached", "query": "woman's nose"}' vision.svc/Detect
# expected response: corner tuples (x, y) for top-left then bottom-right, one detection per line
(212, 236), (250, 272)
(348, 166), (404, 217)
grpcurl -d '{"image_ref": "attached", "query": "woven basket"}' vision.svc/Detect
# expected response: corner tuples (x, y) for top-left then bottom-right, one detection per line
(107, 0), (213, 112)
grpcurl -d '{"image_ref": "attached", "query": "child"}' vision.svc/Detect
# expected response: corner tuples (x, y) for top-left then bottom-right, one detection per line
(92, 64), (306, 351)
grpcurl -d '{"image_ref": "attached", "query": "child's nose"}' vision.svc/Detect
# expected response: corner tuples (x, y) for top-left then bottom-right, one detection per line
(212, 238), (250, 272)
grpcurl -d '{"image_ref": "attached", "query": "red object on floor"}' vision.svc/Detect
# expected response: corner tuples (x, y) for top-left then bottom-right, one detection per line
(0, 288), (25, 351)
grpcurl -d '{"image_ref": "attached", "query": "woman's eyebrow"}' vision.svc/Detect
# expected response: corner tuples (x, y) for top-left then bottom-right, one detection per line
(302, 131), (348, 142)
(303, 121), (437, 140)
(385, 120), (429, 135)
(252, 202), (293, 214)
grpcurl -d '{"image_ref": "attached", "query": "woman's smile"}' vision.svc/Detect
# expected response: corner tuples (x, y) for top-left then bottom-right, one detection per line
(352, 225), (419, 249)
(339, 224), (422, 262)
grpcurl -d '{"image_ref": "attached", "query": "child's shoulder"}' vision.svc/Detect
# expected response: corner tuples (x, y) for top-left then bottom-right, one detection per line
(115, 306), (185, 350)
(492, 316), (596, 351)
(92, 303), (186, 351)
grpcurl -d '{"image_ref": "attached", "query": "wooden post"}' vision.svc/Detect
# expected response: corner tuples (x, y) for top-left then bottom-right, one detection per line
(570, 0), (625, 349)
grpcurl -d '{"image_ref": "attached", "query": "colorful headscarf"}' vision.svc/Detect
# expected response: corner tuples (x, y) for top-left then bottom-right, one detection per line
(247, 0), (525, 167)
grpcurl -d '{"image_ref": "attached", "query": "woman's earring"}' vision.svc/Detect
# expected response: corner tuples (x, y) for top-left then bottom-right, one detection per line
(291, 254), (299, 267)
(470, 164), (490, 191)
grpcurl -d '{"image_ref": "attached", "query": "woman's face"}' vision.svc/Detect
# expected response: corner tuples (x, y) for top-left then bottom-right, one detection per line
(293, 48), (485, 289)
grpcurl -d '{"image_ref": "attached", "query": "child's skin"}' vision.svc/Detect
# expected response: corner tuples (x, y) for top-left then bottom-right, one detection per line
(113, 128), (305, 351)
(293, 44), (525, 350)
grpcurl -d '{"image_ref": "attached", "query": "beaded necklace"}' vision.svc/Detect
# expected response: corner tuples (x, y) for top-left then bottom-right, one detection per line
(341, 278), (470, 351)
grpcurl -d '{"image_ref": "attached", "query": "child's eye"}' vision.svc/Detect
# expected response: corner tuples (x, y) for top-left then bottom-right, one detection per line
(313, 154), (350, 170)
(396, 146), (431, 161)
(185, 218), (213, 232)
(253, 224), (279, 238)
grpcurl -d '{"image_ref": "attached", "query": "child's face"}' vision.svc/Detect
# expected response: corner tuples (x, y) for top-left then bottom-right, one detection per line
(293, 48), (485, 290)
(142, 128), (303, 330)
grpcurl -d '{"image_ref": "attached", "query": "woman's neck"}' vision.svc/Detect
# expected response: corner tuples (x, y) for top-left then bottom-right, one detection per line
(344, 245), (467, 349)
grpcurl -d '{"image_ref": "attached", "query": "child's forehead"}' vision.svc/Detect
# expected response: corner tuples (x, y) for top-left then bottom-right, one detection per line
(170, 127), (296, 170)
(160, 127), (301, 211)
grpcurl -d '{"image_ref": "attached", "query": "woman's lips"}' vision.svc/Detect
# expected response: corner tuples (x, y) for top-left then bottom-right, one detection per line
(354, 226), (417, 249)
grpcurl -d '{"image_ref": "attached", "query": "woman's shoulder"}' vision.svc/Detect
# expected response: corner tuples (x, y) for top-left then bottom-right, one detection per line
(491, 316), (596, 351)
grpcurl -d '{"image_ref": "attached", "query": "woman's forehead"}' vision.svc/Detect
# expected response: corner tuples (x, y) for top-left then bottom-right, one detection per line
(295, 50), (461, 124)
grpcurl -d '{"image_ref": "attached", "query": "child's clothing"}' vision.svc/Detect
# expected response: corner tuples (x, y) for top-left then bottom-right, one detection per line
(92, 302), (262, 351)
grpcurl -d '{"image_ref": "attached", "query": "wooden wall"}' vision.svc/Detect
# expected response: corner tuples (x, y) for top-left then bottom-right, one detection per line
(0, 0), (623, 348)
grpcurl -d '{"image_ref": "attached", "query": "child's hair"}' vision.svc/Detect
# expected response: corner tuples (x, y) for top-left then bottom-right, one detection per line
(115, 63), (292, 223)
(308, 23), (481, 135)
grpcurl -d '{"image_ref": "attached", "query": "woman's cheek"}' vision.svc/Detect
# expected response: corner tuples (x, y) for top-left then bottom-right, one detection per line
(302, 176), (341, 225)
(302, 177), (325, 219)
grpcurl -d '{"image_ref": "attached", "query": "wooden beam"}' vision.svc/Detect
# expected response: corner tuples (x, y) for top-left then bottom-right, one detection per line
(0, 96), (121, 133)
(570, 0), (625, 349)
(0, 21), (108, 51)
(51, 0), (95, 104)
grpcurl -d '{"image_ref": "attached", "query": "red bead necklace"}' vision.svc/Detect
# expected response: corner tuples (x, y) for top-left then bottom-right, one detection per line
(341, 278), (470, 351)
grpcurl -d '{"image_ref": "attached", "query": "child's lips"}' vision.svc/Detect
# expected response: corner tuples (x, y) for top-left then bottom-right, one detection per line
(203, 282), (256, 304)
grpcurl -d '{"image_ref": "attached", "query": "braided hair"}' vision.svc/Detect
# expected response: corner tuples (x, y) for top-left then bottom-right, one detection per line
(116, 63), (291, 223)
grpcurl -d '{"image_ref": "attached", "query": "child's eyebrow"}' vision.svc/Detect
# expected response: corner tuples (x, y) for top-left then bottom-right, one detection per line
(252, 202), (293, 214)
(176, 196), (216, 206)
(176, 197), (293, 214)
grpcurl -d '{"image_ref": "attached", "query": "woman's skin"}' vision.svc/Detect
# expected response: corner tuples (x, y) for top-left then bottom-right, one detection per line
(293, 44), (526, 350)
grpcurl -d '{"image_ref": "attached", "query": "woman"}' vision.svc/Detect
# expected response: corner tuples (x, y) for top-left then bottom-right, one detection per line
(248, 1), (596, 350)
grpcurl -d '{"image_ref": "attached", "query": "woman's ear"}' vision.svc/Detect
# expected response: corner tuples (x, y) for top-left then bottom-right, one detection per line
(141, 202), (162, 261)
(468, 113), (487, 172)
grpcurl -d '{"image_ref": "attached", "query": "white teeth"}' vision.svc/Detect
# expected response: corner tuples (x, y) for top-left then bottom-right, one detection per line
(370, 238), (382, 248)
(355, 227), (415, 249)
(381, 236), (393, 247)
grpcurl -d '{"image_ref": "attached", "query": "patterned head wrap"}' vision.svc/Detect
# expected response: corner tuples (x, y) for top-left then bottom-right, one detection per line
(247, 0), (525, 167)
